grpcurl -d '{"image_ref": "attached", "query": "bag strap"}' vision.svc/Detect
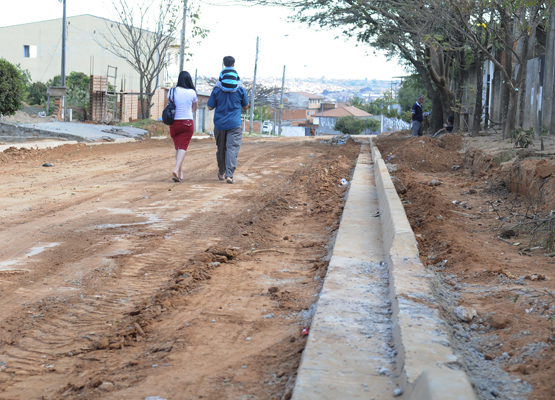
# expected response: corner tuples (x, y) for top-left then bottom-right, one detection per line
(171, 87), (176, 102)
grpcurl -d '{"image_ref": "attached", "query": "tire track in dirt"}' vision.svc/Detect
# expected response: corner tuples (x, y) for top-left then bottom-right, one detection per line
(1, 143), (274, 389)
(0, 137), (360, 399)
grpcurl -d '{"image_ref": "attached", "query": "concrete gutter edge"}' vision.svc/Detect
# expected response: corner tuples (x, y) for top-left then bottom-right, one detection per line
(372, 141), (477, 400)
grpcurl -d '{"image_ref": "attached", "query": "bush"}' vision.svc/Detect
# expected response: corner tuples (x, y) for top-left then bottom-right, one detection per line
(28, 81), (48, 105)
(334, 116), (380, 135)
(47, 72), (90, 107)
(0, 58), (26, 116)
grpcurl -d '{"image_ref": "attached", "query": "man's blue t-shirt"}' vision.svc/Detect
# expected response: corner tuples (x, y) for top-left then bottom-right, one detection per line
(412, 102), (423, 122)
(207, 86), (249, 131)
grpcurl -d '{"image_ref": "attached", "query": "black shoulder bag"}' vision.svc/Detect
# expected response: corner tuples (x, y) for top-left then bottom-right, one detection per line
(162, 88), (176, 125)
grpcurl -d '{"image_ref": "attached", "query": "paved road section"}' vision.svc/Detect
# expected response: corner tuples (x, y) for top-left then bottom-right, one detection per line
(1, 121), (148, 142)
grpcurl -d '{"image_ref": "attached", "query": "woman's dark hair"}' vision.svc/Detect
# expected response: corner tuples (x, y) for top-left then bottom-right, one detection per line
(177, 71), (196, 92)
(447, 115), (454, 123)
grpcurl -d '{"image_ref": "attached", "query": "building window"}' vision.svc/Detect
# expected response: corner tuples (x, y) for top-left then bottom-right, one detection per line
(23, 45), (37, 58)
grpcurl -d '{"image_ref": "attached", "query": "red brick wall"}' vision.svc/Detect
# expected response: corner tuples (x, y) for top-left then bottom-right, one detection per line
(268, 107), (308, 123)
(243, 120), (262, 132)
(89, 75), (108, 122)
(149, 88), (168, 120)
(120, 94), (138, 123)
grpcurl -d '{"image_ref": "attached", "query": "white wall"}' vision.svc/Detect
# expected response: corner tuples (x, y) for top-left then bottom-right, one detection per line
(0, 15), (168, 91)
(281, 126), (306, 136)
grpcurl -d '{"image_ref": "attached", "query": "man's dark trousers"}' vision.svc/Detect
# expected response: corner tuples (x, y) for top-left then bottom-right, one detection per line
(215, 126), (242, 179)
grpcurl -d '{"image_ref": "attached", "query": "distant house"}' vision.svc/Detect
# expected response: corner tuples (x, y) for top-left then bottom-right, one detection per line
(313, 106), (377, 135)
(268, 91), (330, 125)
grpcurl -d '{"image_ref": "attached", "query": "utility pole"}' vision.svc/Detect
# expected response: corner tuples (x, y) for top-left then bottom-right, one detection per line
(249, 37), (259, 135)
(179, 0), (188, 73)
(60, 0), (67, 121)
(278, 65), (285, 136)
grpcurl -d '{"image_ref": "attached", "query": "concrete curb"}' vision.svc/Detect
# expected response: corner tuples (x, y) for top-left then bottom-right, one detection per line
(371, 141), (476, 400)
(291, 140), (476, 399)
(292, 143), (394, 399)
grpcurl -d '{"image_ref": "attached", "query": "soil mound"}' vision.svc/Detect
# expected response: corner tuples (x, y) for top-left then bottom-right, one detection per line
(377, 134), (463, 173)
(383, 129), (411, 137)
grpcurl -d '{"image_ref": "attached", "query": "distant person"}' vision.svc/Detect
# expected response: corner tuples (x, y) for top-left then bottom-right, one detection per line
(411, 94), (425, 137)
(169, 71), (198, 182)
(217, 56), (242, 92)
(207, 56), (250, 184)
(433, 115), (455, 137)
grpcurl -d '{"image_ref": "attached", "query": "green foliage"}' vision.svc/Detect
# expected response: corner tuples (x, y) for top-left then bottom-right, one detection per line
(350, 91), (399, 118)
(28, 81), (48, 105)
(398, 74), (432, 113)
(253, 105), (272, 121)
(367, 91), (399, 118)
(47, 72), (90, 107)
(0, 58), (26, 116)
(334, 116), (380, 135)
(401, 110), (412, 123)
(15, 64), (32, 103)
(509, 127), (534, 148)
(349, 95), (366, 109)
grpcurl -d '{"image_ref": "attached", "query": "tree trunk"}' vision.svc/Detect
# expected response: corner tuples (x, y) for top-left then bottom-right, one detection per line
(145, 82), (153, 120)
(423, 47), (455, 131)
(501, 10), (514, 138)
(437, 85), (454, 130)
(139, 77), (145, 120)
(472, 41), (484, 137)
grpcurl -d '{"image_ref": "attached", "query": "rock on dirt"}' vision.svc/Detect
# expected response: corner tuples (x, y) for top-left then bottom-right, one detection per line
(454, 306), (477, 322)
(489, 314), (511, 329)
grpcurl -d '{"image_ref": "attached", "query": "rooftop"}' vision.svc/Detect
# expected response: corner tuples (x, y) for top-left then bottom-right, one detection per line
(314, 106), (372, 118)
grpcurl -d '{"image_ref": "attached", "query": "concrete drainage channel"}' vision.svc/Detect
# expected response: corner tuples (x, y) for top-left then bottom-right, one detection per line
(291, 139), (476, 400)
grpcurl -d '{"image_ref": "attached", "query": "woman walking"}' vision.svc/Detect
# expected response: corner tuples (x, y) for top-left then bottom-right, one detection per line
(169, 71), (198, 182)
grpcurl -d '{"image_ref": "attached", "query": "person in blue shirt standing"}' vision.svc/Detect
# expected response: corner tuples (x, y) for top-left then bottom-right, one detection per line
(411, 94), (425, 137)
(207, 56), (250, 184)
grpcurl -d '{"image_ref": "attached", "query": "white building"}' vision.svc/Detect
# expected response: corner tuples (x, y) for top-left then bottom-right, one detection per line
(0, 15), (179, 92)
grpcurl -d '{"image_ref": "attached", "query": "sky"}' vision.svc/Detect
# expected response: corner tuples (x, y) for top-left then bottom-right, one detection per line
(0, 0), (406, 81)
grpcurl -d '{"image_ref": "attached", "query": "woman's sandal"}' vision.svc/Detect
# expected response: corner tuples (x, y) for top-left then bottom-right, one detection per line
(226, 177), (235, 184)
(218, 173), (225, 181)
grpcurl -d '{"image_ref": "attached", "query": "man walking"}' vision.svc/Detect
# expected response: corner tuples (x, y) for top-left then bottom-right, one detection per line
(207, 56), (250, 184)
(411, 94), (425, 137)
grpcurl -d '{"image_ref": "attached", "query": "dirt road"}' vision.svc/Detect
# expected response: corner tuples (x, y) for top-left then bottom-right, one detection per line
(0, 136), (360, 399)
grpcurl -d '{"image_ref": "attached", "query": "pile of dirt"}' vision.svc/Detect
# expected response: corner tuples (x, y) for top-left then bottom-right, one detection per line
(383, 129), (412, 137)
(2, 110), (55, 124)
(377, 134), (464, 173)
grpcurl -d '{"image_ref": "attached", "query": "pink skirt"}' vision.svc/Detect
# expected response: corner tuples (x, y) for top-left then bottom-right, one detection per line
(170, 119), (194, 150)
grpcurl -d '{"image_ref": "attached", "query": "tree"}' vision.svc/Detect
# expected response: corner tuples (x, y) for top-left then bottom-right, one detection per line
(28, 82), (48, 106)
(96, 0), (208, 119)
(0, 58), (26, 116)
(334, 116), (379, 135)
(348, 95), (366, 109)
(428, 0), (554, 137)
(239, 0), (459, 131)
(48, 72), (91, 107)
(398, 74), (429, 112)
(203, 76), (282, 105)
